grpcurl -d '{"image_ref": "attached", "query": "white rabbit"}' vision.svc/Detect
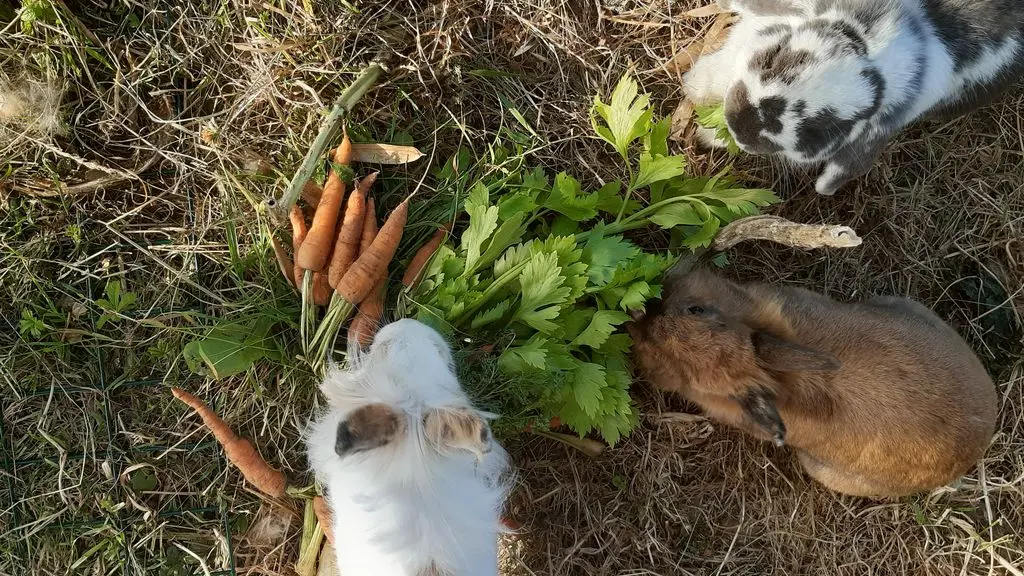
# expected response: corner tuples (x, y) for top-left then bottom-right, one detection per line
(305, 319), (510, 576)
(685, 0), (1024, 195)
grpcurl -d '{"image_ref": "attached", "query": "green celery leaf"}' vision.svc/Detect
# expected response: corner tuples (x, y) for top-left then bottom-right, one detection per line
(494, 242), (533, 278)
(497, 191), (537, 221)
(633, 153), (686, 190)
(599, 333), (633, 357)
(499, 334), (549, 372)
(591, 75), (654, 160)
(572, 361), (606, 418)
(471, 300), (512, 330)
(550, 214), (581, 237)
(618, 281), (652, 311)
(644, 115), (672, 157)
(595, 180), (639, 215)
(649, 202), (703, 229)
(684, 218), (721, 249)
(571, 310), (631, 350)
(515, 251), (571, 333)
(462, 182), (500, 274)
(543, 172), (599, 221)
(694, 103), (740, 155)
(477, 212), (528, 271)
(583, 226), (641, 287)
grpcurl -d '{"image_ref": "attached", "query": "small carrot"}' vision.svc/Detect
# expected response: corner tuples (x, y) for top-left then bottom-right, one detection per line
(296, 135), (353, 272)
(348, 202), (386, 347)
(313, 495), (335, 545)
(337, 199), (409, 305)
(401, 224), (451, 288)
(312, 271), (332, 306)
(327, 173), (377, 288)
(270, 236), (295, 288)
(289, 204), (308, 287)
(171, 387), (287, 498)
(359, 196), (378, 254)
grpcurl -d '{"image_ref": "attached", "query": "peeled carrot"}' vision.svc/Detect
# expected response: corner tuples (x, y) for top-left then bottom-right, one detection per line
(289, 204), (308, 286)
(327, 173), (377, 288)
(171, 387), (287, 498)
(401, 224), (451, 288)
(337, 199), (409, 304)
(271, 236), (295, 288)
(313, 495), (335, 545)
(296, 135), (353, 272)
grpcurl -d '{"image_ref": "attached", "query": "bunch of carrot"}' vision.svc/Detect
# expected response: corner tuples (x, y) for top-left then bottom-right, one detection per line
(271, 129), (425, 364)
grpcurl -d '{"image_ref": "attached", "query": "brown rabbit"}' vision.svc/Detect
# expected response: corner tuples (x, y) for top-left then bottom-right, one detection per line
(628, 269), (997, 498)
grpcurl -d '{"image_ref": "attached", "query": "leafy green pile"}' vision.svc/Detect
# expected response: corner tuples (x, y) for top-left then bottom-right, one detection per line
(407, 76), (778, 444)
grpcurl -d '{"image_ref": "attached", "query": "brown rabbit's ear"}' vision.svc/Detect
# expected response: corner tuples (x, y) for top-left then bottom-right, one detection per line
(739, 389), (786, 446)
(424, 408), (492, 461)
(335, 404), (405, 457)
(753, 332), (841, 373)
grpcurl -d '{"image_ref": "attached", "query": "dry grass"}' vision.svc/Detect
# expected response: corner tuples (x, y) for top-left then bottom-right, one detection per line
(1, 1), (1021, 575)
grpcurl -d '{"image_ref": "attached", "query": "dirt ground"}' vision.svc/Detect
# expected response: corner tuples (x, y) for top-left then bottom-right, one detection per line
(2, 1), (1022, 575)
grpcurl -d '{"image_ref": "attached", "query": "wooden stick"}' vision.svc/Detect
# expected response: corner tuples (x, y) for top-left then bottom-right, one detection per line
(269, 63), (385, 217)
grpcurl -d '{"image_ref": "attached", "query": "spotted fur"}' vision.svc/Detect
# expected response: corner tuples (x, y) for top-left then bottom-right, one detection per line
(685, 0), (1024, 195)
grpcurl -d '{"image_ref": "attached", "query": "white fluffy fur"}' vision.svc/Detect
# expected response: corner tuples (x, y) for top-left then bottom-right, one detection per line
(306, 319), (510, 576)
(686, 0), (1021, 195)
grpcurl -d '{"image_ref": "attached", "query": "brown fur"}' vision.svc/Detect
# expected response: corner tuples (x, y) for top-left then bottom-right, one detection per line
(628, 270), (998, 498)
(335, 403), (405, 456)
(424, 408), (492, 461)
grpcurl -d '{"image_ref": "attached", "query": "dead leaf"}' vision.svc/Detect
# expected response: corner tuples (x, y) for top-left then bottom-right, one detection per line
(665, 39), (707, 75)
(665, 12), (738, 75)
(669, 99), (696, 143)
(705, 13), (739, 52)
(685, 4), (725, 17)
(350, 143), (425, 165)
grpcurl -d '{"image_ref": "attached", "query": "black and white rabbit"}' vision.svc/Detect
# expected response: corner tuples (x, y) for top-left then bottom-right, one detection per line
(684, 0), (1024, 195)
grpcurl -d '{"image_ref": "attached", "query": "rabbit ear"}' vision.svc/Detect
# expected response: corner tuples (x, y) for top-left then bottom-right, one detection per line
(720, 0), (810, 16)
(335, 404), (405, 456)
(739, 388), (787, 446)
(424, 408), (492, 461)
(753, 332), (841, 373)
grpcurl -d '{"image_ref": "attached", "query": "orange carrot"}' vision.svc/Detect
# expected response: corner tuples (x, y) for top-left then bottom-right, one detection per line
(270, 236), (295, 288)
(360, 196), (378, 254)
(327, 173), (377, 288)
(348, 203), (386, 347)
(401, 224), (451, 288)
(336, 199), (409, 304)
(289, 204), (308, 286)
(171, 387), (287, 498)
(312, 272), (333, 306)
(296, 135), (352, 272)
(313, 495), (335, 545)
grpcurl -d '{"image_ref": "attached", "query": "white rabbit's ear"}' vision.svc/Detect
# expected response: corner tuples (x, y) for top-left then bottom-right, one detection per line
(720, 0), (811, 16)
(424, 408), (492, 461)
